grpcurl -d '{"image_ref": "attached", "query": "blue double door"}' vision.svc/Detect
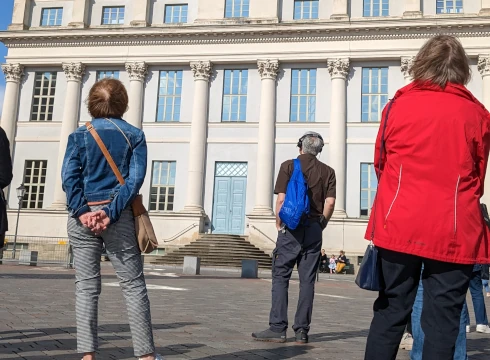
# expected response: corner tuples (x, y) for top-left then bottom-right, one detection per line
(212, 176), (247, 235)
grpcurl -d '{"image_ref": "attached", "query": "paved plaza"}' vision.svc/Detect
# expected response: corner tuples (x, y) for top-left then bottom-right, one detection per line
(0, 264), (488, 360)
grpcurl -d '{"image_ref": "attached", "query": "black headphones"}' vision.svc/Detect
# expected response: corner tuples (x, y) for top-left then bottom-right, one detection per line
(297, 133), (324, 152)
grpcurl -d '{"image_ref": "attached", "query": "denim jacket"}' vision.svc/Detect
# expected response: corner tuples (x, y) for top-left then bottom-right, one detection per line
(61, 118), (147, 224)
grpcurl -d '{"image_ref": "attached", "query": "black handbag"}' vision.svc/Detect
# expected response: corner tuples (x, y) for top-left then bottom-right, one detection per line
(355, 243), (383, 291)
(355, 100), (395, 292)
(480, 203), (490, 230)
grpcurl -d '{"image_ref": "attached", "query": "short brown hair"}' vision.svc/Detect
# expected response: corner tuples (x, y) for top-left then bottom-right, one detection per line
(411, 35), (470, 88)
(87, 78), (128, 118)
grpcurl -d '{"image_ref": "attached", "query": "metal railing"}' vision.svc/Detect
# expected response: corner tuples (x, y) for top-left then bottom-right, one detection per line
(249, 224), (277, 244)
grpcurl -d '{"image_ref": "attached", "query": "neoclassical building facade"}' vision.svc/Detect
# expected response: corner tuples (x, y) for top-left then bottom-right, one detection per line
(2, 0), (490, 257)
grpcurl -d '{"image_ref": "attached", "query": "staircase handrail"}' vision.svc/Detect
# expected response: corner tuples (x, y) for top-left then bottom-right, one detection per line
(249, 224), (277, 244)
(161, 223), (198, 243)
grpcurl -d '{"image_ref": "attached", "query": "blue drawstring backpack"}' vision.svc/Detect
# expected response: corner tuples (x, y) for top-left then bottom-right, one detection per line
(279, 159), (310, 230)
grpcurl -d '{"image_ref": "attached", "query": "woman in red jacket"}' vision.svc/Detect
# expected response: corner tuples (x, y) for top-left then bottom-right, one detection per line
(364, 35), (490, 360)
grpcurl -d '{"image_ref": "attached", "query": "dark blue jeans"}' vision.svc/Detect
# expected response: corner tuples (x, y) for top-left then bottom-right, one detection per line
(464, 269), (488, 326)
(411, 278), (468, 360)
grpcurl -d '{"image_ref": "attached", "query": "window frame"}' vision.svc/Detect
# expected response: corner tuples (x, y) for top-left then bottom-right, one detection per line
(224, 0), (250, 18)
(22, 160), (48, 210)
(96, 70), (120, 81)
(290, 68), (317, 123)
(149, 161), (177, 212)
(293, 0), (319, 20)
(361, 67), (389, 123)
(164, 4), (189, 23)
(222, 69), (248, 122)
(31, 71), (57, 122)
(101, 6), (125, 25)
(156, 70), (183, 122)
(436, 0), (464, 14)
(363, 0), (389, 17)
(40, 7), (63, 26)
(360, 163), (377, 217)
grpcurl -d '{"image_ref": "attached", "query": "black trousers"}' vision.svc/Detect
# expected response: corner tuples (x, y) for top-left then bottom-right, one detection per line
(364, 248), (473, 360)
(269, 222), (322, 334)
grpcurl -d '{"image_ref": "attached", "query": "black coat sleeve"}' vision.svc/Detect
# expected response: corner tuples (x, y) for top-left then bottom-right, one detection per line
(0, 127), (13, 190)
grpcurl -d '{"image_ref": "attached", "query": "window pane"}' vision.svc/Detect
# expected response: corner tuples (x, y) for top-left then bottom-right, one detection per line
(225, 0), (249, 17)
(22, 160), (48, 209)
(156, 70), (182, 122)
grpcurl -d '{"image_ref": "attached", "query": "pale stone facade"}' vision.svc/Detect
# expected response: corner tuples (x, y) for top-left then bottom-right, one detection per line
(2, 0), (490, 261)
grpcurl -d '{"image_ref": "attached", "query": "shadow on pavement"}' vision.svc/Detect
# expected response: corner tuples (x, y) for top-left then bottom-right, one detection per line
(309, 329), (369, 343)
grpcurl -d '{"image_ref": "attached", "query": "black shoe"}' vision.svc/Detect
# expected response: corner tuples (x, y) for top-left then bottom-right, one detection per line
(295, 329), (308, 344)
(252, 328), (287, 343)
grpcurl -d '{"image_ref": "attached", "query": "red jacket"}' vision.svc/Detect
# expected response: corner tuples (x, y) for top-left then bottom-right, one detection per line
(365, 82), (490, 264)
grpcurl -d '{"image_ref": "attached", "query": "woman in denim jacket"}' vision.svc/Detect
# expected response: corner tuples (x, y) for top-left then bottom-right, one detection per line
(62, 79), (162, 360)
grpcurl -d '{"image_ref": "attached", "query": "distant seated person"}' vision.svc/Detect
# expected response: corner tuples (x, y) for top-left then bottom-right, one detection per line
(319, 249), (328, 273)
(336, 250), (347, 274)
(328, 254), (337, 274)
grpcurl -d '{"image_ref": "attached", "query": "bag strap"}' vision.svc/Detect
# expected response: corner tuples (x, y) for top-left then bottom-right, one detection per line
(85, 122), (125, 186)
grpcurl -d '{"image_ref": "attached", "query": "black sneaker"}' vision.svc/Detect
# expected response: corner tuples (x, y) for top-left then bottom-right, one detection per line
(295, 329), (308, 344)
(252, 328), (287, 343)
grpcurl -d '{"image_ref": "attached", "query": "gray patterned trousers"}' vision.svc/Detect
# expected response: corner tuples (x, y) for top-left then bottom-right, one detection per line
(67, 206), (155, 357)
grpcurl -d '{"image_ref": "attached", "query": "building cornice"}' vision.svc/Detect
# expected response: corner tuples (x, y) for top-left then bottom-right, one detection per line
(2, 17), (490, 48)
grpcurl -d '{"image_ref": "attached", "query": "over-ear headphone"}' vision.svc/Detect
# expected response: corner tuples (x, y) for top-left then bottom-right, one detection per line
(297, 132), (324, 152)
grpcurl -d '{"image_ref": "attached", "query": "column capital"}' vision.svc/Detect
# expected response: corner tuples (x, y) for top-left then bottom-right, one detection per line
(400, 56), (415, 78)
(62, 62), (85, 82)
(327, 58), (350, 80)
(190, 61), (213, 81)
(2, 63), (24, 83)
(478, 55), (490, 77)
(257, 59), (280, 80)
(125, 61), (148, 82)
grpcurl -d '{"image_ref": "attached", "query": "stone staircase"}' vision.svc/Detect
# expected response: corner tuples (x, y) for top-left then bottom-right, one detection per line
(149, 234), (273, 269)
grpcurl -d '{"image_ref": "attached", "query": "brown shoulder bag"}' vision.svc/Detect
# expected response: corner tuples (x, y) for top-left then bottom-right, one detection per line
(86, 122), (158, 254)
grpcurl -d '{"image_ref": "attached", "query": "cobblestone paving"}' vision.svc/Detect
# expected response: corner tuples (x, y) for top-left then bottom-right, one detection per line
(0, 264), (488, 360)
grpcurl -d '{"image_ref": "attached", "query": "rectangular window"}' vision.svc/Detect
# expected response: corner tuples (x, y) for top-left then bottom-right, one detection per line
(31, 72), (57, 122)
(360, 163), (377, 217)
(102, 6), (125, 25)
(156, 70), (183, 122)
(165, 4), (188, 23)
(96, 70), (120, 81)
(361, 67), (388, 122)
(293, 0), (319, 20)
(225, 0), (249, 18)
(436, 0), (463, 14)
(41, 8), (63, 26)
(222, 69), (248, 122)
(363, 0), (389, 17)
(149, 161), (176, 211)
(290, 69), (316, 122)
(22, 160), (48, 209)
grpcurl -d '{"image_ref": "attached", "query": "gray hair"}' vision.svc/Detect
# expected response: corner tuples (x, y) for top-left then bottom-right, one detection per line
(302, 132), (324, 156)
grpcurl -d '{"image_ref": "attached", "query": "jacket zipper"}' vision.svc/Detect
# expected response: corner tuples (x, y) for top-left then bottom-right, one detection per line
(384, 164), (402, 226)
(454, 175), (460, 236)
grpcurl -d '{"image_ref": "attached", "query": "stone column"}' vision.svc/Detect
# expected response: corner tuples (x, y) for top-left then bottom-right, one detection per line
(478, 55), (490, 204)
(184, 61), (213, 213)
(131, 0), (150, 26)
(1, 64), (24, 154)
(50, 63), (85, 209)
(331, 0), (349, 20)
(9, 0), (31, 30)
(251, 60), (280, 216)
(480, 0), (490, 15)
(125, 62), (148, 129)
(401, 56), (415, 85)
(403, 0), (422, 17)
(327, 58), (350, 218)
(68, 0), (90, 28)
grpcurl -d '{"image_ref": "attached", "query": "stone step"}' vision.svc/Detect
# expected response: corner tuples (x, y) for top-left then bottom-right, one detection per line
(150, 258), (272, 268)
(174, 245), (267, 253)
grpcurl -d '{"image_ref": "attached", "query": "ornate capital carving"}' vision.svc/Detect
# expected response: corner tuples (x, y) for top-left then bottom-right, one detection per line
(125, 61), (148, 81)
(257, 59), (280, 80)
(478, 55), (490, 77)
(190, 61), (213, 81)
(400, 56), (415, 78)
(327, 58), (350, 79)
(62, 62), (85, 82)
(2, 63), (24, 83)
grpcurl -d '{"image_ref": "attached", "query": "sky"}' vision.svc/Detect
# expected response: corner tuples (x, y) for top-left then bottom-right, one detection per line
(0, 0), (15, 116)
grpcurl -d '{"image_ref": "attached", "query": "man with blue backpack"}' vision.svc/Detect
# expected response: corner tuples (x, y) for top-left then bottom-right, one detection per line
(252, 131), (336, 344)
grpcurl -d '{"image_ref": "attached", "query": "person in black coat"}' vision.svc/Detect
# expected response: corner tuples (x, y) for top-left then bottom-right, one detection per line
(0, 127), (13, 249)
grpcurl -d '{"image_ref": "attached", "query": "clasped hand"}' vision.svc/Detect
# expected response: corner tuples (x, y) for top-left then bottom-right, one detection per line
(79, 210), (110, 235)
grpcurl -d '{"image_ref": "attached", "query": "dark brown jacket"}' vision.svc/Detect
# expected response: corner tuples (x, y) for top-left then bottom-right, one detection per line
(0, 127), (13, 234)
